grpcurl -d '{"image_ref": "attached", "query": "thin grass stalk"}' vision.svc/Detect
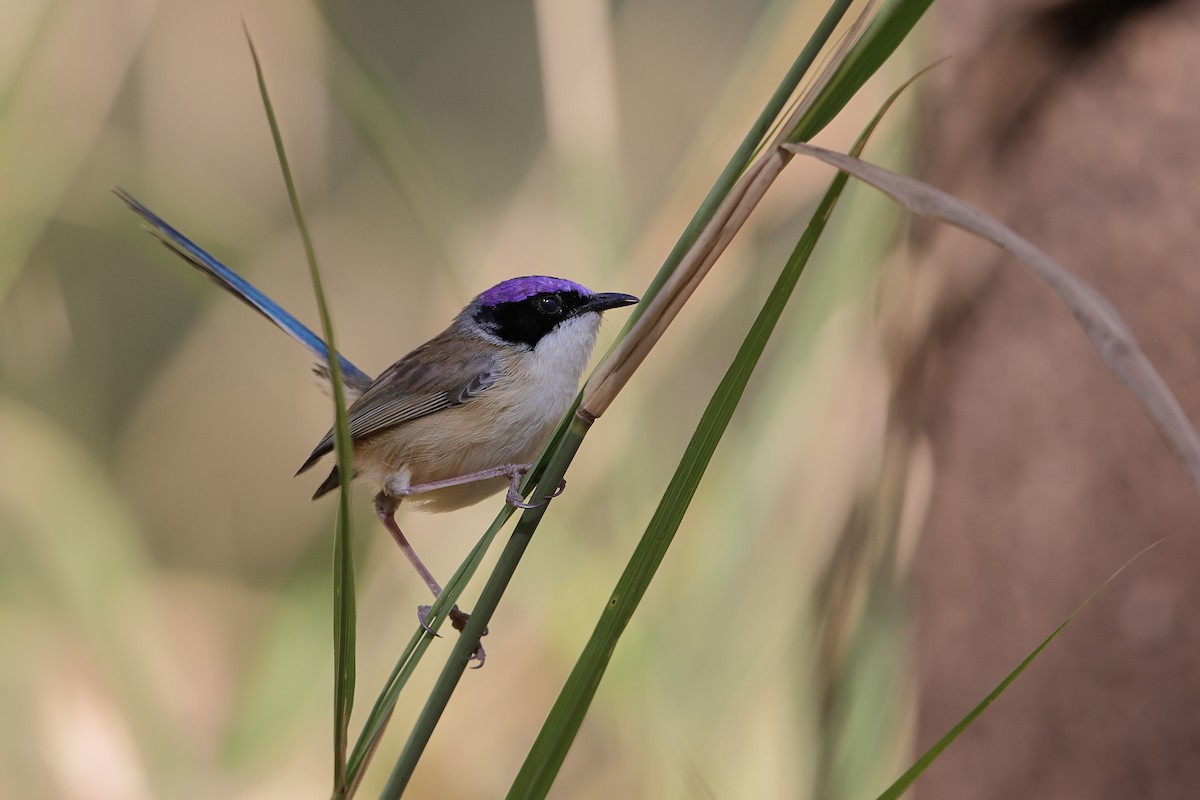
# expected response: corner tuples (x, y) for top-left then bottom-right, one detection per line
(790, 0), (936, 143)
(609, 0), (856, 343)
(583, 0), (929, 417)
(365, 0), (938, 789)
(378, 422), (589, 799)
(359, 2), (859, 792)
(342, 397), (581, 793)
(244, 29), (358, 795)
(369, 0), (937, 789)
(875, 542), (1161, 799)
(341, 503), (516, 792)
(505, 71), (917, 800)
(580, 1), (926, 419)
(341, 412), (579, 792)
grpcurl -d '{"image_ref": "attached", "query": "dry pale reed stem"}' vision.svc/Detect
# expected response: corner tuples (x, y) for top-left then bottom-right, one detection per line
(580, 150), (782, 417)
(578, 0), (879, 420)
(784, 142), (1200, 495)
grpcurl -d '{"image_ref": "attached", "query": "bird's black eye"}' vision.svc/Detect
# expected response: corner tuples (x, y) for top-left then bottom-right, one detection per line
(474, 288), (585, 347)
(535, 294), (563, 315)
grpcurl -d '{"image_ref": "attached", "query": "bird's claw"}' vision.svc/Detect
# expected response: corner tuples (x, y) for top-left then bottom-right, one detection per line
(505, 477), (567, 509)
(506, 487), (543, 509)
(417, 603), (489, 667)
(416, 604), (441, 637)
(468, 645), (487, 668)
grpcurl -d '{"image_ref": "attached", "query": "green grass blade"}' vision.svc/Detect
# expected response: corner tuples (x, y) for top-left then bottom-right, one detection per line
(341, 502), (516, 789)
(342, 388), (586, 791)
(343, 395), (578, 794)
(504, 70), (918, 800)
(362, 4), (858, 793)
(789, 0), (935, 143)
(617, 0), (854, 336)
(243, 28), (358, 795)
(875, 542), (1161, 800)
(377, 424), (589, 799)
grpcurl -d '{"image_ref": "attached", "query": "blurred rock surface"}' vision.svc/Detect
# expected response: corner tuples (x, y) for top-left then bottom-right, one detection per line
(895, 1), (1200, 797)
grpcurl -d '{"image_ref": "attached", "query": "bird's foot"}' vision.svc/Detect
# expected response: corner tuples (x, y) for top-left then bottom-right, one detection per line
(505, 468), (567, 509)
(417, 603), (489, 668)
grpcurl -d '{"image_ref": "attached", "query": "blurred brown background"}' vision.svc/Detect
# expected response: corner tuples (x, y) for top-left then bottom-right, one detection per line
(2, 0), (1198, 798)
(900, 0), (1200, 797)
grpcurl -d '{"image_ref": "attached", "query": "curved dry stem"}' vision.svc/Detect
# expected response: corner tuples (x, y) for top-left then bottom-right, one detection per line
(580, 1), (880, 420)
(786, 142), (1200, 496)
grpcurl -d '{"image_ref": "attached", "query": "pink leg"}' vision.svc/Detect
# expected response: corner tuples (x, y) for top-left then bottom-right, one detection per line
(399, 463), (566, 509)
(374, 492), (443, 596)
(374, 492), (487, 666)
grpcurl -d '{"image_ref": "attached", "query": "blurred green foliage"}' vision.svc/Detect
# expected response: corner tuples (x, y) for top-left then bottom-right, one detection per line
(0, 0), (920, 797)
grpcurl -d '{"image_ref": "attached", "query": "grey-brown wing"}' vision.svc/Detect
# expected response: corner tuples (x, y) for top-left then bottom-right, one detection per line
(296, 341), (499, 474)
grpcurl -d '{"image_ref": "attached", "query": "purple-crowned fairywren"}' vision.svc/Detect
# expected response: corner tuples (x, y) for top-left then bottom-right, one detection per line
(116, 189), (637, 664)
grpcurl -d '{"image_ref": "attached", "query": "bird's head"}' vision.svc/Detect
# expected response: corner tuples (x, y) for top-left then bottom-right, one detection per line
(468, 276), (638, 352)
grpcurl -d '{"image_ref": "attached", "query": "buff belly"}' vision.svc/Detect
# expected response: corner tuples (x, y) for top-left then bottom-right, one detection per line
(354, 381), (571, 513)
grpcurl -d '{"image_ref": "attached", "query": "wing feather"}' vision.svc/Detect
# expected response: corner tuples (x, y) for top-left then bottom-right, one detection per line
(296, 334), (499, 475)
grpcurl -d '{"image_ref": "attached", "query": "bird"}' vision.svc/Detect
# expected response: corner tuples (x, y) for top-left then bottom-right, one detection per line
(115, 188), (638, 664)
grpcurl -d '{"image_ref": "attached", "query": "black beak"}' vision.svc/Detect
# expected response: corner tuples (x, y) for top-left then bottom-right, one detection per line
(580, 292), (640, 314)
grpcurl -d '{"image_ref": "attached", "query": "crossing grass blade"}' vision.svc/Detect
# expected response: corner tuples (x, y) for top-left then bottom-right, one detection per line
(341, 502), (517, 794)
(342, 405), (574, 794)
(784, 143), (1200, 494)
(505, 72), (921, 800)
(874, 542), (1161, 800)
(612, 0), (855, 338)
(244, 28), (359, 795)
(377, 423), (589, 798)
(789, 0), (936, 143)
(368, 3), (861, 795)
(354, 0), (946, 791)
(581, 0), (936, 418)
(580, 0), (860, 418)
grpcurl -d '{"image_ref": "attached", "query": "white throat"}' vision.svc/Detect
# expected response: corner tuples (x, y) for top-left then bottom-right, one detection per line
(516, 313), (603, 425)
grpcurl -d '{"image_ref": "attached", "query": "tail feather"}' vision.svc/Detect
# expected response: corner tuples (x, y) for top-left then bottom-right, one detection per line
(114, 187), (374, 394)
(312, 466), (343, 499)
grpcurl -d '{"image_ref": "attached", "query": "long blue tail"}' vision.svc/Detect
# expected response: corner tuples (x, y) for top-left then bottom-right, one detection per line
(115, 188), (374, 394)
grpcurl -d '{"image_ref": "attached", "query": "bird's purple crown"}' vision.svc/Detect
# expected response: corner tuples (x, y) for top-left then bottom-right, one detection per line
(478, 276), (592, 307)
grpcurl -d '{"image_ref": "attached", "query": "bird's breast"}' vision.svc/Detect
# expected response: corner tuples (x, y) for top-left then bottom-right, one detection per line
(355, 337), (593, 512)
